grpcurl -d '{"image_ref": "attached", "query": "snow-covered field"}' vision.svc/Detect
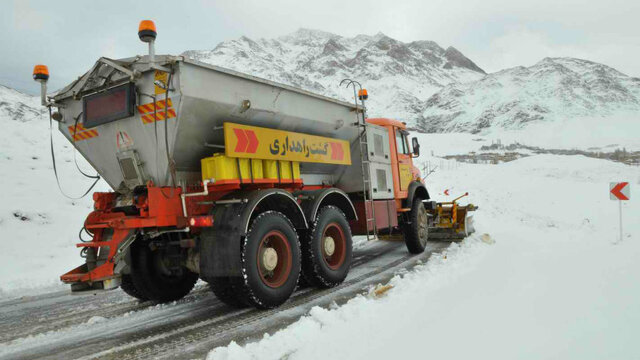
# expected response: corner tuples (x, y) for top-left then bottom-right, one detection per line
(0, 91), (109, 297)
(479, 113), (640, 151)
(412, 113), (640, 155)
(209, 152), (640, 359)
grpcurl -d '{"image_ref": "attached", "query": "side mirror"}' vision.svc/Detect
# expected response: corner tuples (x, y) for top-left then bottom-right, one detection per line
(412, 137), (420, 157)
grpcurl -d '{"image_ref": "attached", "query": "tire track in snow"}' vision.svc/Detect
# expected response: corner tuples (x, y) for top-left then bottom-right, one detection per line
(88, 242), (448, 360)
(0, 286), (212, 343)
(0, 240), (448, 360)
(0, 242), (390, 344)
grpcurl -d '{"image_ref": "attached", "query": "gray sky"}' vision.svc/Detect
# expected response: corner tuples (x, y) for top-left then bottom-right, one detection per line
(3, 0), (639, 95)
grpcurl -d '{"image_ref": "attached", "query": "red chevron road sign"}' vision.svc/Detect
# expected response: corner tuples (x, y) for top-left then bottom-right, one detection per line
(610, 182), (630, 201)
(233, 128), (259, 154)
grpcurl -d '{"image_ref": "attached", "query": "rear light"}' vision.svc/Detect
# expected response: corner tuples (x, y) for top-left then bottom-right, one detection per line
(189, 216), (214, 227)
(83, 83), (136, 128)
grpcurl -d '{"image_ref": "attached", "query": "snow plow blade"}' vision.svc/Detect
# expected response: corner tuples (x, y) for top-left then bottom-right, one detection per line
(427, 193), (477, 241)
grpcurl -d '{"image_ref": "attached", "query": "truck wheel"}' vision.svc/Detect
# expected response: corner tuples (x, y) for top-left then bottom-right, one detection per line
(120, 274), (148, 301)
(127, 238), (199, 303)
(403, 196), (429, 254)
(235, 211), (301, 309)
(301, 206), (352, 288)
(208, 277), (248, 308)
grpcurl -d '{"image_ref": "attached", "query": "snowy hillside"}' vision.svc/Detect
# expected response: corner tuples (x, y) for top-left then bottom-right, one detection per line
(182, 29), (486, 124)
(0, 85), (41, 122)
(209, 151), (640, 360)
(419, 57), (640, 134)
(0, 84), (108, 297)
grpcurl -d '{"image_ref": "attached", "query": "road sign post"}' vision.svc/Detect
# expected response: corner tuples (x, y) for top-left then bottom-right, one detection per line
(610, 182), (630, 243)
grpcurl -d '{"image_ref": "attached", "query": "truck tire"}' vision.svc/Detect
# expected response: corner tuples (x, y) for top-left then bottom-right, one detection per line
(127, 238), (199, 303)
(234, 211), (301, 309)
(208, 277), (248, 308)
(403, 196), (429, 254)
(301, 206), (352, 288)
(120, 274), (148, 301)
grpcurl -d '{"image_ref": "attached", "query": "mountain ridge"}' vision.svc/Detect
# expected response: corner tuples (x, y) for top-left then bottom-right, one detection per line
(182, 28), (486, 124)
(418, 56), (640, 133)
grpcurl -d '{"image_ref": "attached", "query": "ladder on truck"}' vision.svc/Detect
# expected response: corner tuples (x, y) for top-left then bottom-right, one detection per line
(340, 79), (377, 241)
(358, 118), (378, 241)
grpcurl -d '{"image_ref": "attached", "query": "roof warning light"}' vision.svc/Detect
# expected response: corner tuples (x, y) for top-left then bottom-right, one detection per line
(138, 20), (157, 43)
(33, 64), (49, 81)
(358, 88), (368, 100)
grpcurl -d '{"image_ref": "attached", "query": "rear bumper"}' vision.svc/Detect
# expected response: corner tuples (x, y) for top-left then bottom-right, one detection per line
(69, 276), (122, 294)
(60, 228), (134, 286)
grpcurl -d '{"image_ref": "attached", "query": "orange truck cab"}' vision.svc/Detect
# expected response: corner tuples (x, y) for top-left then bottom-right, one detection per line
(346, 117), (432, 242)
(367, 118), (423, 204)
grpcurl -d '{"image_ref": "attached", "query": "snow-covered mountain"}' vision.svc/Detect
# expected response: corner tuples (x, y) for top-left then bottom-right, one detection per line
(418, 57), (640, 133)
(0, 84), (41, 122)
(182, 28), (486, 123)
(183, 31), (640, 135)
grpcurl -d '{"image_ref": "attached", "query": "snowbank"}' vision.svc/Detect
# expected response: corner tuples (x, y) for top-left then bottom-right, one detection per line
(208, 152), (640, 360)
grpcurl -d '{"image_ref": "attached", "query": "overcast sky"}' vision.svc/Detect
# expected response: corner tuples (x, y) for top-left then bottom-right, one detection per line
(3, 0), (639, 94)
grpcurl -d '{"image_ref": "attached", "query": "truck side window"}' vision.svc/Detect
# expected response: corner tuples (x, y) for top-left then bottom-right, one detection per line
(395, 130), (406, 154)
(402, 133), (410, 154)
(396, 130), (410, 154)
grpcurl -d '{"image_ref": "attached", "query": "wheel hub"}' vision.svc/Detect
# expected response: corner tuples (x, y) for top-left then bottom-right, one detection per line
(323, 236), (335, 256)
(261, 247), (278, 272)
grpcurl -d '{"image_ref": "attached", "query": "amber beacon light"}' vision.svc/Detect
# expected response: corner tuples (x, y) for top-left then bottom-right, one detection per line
(138, 20), (157, 64)
(33, 64), (49, 81)
(358, 88), (368, 100)
(32, 64), (50, 106)
(138, 20), (157, 42)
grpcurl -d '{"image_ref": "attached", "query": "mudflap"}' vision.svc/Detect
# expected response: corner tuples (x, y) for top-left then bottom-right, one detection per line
(200, 200), (247, 278)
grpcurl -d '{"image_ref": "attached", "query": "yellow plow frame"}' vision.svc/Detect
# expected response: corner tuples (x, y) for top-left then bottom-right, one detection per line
(428, 192), (477, 240)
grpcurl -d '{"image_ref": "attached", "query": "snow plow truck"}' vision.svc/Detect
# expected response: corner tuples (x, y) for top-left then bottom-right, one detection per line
(32, 21), (475, 309)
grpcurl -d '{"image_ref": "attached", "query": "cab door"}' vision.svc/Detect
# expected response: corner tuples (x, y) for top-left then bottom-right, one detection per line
(394, 128), (413, 198)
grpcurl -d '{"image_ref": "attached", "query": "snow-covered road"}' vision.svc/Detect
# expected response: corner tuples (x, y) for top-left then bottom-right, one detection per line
(0, 239), (450, 360)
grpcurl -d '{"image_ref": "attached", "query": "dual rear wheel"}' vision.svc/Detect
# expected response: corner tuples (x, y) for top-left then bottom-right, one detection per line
(121, 234), (198, 302)
(209, 207), (353, 309)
